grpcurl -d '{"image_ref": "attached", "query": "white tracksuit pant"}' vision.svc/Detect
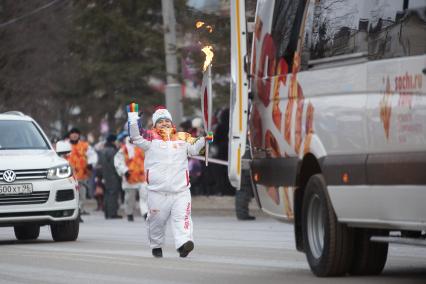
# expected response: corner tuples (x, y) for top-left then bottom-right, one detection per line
(147, 189), (192, 249)
(139, 183), (148, 216)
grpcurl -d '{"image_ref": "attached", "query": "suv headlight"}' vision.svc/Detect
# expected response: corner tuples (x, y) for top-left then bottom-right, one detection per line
(47, 164), (72, 180)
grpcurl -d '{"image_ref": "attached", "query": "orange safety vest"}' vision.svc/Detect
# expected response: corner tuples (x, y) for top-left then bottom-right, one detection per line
(123, 145), (145, 184)
(67, 140), (90, 181)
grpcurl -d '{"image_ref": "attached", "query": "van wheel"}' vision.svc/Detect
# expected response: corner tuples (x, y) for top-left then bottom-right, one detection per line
(302, 174), (353, 276)
(349, 229), (388, 275)
(51, 219), (79, 242)
(14, 224), (40, 240)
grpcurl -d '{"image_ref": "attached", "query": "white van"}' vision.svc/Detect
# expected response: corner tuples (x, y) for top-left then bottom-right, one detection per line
(229, 0), (426, 276)
(0, 112), (79, 242)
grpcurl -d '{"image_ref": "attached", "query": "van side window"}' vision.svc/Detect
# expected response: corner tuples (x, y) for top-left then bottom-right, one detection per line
(301, 0), (426, 68)
(272, 0), (306, 71)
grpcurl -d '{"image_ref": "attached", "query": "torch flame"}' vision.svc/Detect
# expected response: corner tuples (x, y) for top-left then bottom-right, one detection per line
(196, 21), (214, 71)
(201, 45), (214, 72)
(196, 21), (213, 33)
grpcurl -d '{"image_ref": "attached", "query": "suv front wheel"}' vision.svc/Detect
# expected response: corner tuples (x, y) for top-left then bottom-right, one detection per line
(51, 219), (79, 242)
(14, 224), (40, 240)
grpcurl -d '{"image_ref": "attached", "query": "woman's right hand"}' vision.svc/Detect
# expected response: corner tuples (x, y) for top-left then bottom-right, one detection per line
(127, 103), (139, 124)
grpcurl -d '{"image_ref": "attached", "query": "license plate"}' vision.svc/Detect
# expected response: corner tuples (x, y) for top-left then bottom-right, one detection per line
(0, 184), (33, 195)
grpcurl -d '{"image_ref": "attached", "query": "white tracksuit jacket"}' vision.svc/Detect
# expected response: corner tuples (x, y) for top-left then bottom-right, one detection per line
(128, 120), (205, 249)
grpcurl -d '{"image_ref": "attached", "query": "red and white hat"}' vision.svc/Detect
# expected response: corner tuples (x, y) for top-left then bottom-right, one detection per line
(152, 106), (172, 125)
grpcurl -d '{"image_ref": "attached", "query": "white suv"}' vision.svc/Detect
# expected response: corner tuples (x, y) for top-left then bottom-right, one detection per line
(0, 111), (79, 241)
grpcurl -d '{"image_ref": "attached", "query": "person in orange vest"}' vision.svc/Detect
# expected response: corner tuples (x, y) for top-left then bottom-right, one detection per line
(114, 132), (148, 222)
(66, 128), (98, 221)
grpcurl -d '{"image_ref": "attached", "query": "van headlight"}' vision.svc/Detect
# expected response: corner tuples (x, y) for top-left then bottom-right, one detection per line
(47, 164), (72, 179)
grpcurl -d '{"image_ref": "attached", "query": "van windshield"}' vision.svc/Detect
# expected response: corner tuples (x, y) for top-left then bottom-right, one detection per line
(0, 120), (49, 150)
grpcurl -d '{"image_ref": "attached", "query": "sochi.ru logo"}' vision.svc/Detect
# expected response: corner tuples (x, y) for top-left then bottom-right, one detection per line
(2, 170), (16, 183)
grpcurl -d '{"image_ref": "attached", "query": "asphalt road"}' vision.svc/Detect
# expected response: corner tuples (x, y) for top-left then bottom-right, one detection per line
(0, 203), (425, 284)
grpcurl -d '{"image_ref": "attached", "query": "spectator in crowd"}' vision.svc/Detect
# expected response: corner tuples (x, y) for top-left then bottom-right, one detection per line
(236, 164), (256, 221)
(66, 127), (98, 222)
(213, 107), (256, 220)
(211, 108), (234, 196)
(114, 132), (148, 222)
(188, 157), (203, 195)
(94, 171), (104, 211)
(97, 134), (122, 219)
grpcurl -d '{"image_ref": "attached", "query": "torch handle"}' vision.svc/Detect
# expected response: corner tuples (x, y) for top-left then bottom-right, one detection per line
(205, 141), (209, 166)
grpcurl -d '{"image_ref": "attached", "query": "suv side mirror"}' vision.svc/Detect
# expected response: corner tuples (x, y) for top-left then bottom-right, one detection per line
(55, 140), (72, 156)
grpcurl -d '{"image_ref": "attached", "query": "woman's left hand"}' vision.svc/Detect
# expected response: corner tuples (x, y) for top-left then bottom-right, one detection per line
(205, 131), (214, 143)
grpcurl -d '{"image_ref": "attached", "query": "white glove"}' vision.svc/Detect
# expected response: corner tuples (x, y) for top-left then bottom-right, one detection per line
(127, 103), (141, 139)
(128, 111), (139, 125)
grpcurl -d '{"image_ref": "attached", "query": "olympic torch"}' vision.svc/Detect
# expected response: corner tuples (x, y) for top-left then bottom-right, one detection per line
(200, 45), (213, 166)
(196, 21), (214, 166)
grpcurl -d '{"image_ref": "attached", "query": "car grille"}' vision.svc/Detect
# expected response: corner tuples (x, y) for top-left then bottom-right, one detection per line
(0, 191), (50, 206)
(0, 169), (48, 181)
